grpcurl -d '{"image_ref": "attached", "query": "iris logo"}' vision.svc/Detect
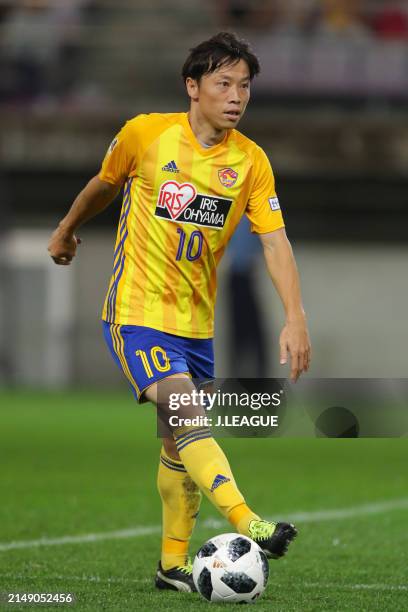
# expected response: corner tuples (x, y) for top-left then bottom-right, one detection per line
(157, 180), (197, 219)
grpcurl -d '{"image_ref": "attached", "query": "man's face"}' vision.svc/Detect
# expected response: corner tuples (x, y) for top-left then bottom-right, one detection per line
(187, 59), (251, 130)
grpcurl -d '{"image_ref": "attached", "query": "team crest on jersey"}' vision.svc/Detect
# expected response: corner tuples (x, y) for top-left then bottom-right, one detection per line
(218, 167), (238, 188)
(156, 180), (233, 230)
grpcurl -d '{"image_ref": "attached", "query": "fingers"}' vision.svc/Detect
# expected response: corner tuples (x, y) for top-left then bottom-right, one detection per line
(299, 348), (307, 373)
(280, 342), (288, 365)
(281, 337), (305, 382)
(290, 352), (300, 382)
(51, 255), (72, 265)
(47, 233), (81, 265)
(287, 347), (311, 382)
(280, 323), (312, 381)
(304, 346), (311, 372)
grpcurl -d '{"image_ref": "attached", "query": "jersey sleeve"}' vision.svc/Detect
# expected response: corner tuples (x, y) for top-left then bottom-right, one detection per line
(99, 118), (141, 185)
(245, 146), (285, 234)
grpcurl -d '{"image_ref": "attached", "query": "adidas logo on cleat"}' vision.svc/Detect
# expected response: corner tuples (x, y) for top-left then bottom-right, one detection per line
(210, 474), (231, 492)
(162, 160), (180, 173)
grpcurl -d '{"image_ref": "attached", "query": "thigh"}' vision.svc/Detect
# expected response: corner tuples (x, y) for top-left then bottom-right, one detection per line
(102, 322), (190, 402)
(185, 337), (215, 381)
(162, 435), (180, 460)
(146, 374), (208, 437)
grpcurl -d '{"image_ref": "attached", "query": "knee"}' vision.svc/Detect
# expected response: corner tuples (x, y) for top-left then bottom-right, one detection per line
(162, 436), (181, 461)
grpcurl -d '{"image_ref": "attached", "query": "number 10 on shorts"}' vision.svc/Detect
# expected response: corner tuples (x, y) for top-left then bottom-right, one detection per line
(136, 346), (171, 378)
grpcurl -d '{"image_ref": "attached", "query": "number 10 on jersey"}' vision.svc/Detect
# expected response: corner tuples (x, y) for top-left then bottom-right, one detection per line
(176, 228), (203, 261)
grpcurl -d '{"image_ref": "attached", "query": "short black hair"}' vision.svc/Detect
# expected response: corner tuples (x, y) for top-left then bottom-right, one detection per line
(182, 31), (260, 83)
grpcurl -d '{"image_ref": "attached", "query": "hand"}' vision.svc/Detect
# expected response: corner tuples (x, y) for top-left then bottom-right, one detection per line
(48, 226), (81, 265)
(279, 318), (311, 382)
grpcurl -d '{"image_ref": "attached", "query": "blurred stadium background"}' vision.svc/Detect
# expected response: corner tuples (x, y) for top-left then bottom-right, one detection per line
(1, 3), (407, 609)
(1, 0), (407, 390)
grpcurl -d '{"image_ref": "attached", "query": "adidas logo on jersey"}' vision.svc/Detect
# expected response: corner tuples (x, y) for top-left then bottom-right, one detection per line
(162, 160), (180, 173)
(210, 474), (231, 492)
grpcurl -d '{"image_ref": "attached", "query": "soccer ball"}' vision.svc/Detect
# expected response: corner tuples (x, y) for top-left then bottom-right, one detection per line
(193, 533), (269, 604)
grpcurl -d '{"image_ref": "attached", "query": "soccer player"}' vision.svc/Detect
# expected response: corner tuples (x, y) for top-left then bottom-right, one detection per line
(48, 32), (311, 593)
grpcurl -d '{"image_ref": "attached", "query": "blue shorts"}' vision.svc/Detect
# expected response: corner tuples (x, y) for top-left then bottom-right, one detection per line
(102, 322), (214, 402)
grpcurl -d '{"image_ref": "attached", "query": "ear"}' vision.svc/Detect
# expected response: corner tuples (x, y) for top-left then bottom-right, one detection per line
(186, 77), (199, 102)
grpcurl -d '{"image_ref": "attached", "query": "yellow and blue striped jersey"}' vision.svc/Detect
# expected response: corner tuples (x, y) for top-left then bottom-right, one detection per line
(99, 112), (284, 338)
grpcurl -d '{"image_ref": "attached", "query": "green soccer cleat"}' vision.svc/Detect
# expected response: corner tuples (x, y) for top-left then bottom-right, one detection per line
(248, 519), (298, 559)
(154, 559), (196, 593)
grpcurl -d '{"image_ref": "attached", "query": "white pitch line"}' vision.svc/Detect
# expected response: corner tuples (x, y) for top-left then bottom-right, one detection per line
(302, 582), (408, 592)
(285, 497), (408, 524)
(0, 497), (407, 553)
(0, 526), (161, 552)
(200, 497), (408, 529)
(0, 573), (406, 593)
(0, 572), (149, 586)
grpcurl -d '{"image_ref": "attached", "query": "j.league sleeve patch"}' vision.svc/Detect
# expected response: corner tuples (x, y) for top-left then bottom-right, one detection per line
(268, 196), (280, 211)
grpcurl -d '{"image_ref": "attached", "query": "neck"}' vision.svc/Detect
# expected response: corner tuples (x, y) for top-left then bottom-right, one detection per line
(187, 108), (226, 147)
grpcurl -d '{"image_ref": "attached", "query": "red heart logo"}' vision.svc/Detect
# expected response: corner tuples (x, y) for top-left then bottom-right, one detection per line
(157, 181), (197, 219)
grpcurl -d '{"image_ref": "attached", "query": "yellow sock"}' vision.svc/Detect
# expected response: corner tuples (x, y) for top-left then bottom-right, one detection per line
(174, 427), (259, 529)
(228, 502), (260, 535)
(157, 448), (201, 571)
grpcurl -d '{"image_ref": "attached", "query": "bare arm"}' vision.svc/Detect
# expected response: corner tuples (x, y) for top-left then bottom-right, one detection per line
(259, 227), (311, 381)
(48, 176), (121, 265)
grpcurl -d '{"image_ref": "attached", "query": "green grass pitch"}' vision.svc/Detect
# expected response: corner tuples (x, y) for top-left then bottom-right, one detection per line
(0, 390), (407, 611)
